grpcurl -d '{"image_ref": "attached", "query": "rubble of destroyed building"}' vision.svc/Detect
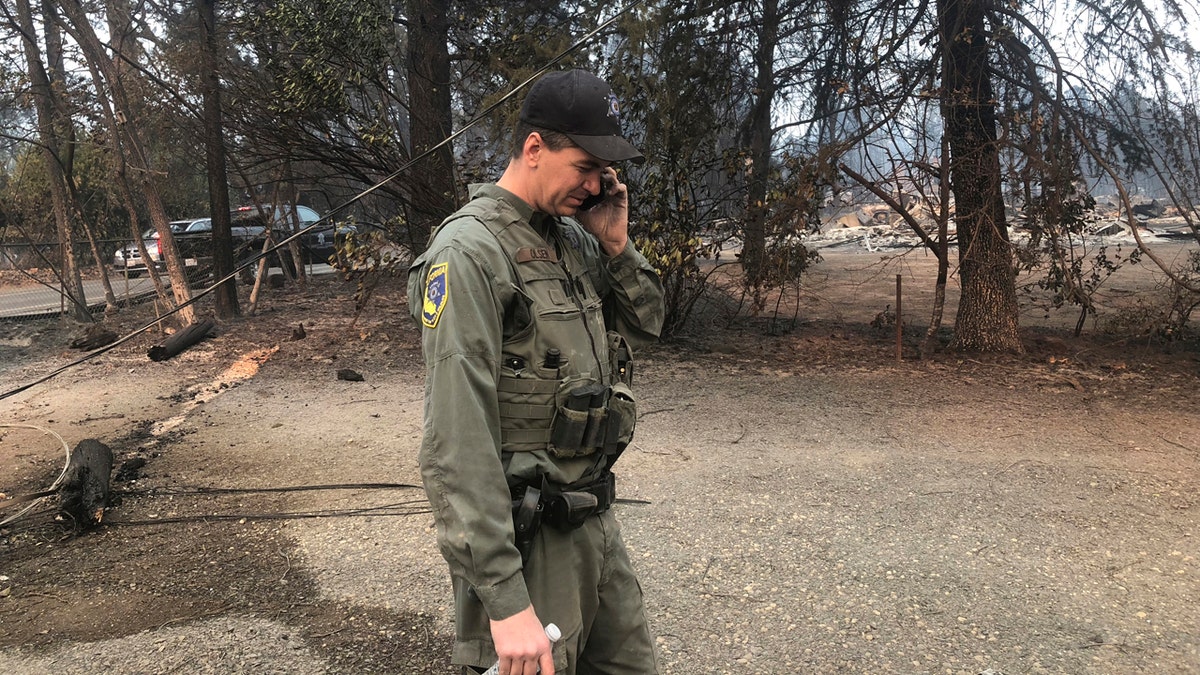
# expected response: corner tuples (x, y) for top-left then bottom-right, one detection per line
(810, 191), (1197, 251)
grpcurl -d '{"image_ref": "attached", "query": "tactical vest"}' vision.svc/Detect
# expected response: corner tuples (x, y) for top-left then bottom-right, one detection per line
(436, 197), (636, 460)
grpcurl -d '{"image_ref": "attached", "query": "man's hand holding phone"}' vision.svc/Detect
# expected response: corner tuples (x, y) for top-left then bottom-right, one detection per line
(577, 168), (628, 257)
(579, 172), (615, 211)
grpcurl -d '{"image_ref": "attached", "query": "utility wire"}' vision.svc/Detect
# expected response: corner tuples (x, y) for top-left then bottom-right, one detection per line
(105, 500), (433, 527)
(2, 481), (648, 531)
(2, 481), (424, 506)
(0, 3), (639, 403)
(1, 479), (425, 520)
(1, 481), (430, 531)
(1, 503), (433, 534)
(0, 424), (72, 527)
(127, 482), (425, 496)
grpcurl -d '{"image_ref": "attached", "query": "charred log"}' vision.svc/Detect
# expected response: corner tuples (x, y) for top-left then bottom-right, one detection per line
(148, 318), (216, 361)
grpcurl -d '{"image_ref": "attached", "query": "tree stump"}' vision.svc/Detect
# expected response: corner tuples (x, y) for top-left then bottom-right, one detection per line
(58, 439), (114, 528)
(70, 325), (119, 351)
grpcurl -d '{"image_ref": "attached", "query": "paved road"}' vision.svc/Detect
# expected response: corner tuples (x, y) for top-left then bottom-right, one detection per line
(0, 265), (335, 319)
(0, 274), (155, 319)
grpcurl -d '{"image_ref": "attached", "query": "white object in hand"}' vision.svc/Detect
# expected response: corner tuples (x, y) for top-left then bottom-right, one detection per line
(481, 623), (562, 675)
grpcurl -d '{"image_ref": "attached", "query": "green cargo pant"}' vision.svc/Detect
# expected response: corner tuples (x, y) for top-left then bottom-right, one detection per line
(452, 509), (659, 674)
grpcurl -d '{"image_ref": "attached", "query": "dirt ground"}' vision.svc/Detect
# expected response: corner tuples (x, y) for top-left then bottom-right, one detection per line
(1, 240), (1198, 674)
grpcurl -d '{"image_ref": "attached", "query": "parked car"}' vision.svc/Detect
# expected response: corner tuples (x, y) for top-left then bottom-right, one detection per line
(111, 226), (168, 277)
(112, 205), (343, 279)
(173, 218), (213, 234)
(113, 218), (219, 276)
(112, 227), (156, 276)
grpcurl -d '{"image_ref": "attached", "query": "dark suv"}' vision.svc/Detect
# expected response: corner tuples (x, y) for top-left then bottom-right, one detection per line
(227, 205), (349, 265)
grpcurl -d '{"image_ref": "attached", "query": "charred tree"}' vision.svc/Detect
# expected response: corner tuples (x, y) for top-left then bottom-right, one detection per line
(406, 0), (457, 236)
(14, 0), (91, 322)
(43, 1), (119, 313)
(938, 0), (1023, 352)
(58, 0), (197, 326)
(739, 0), (780, 294)
(198, 0), (239, 319)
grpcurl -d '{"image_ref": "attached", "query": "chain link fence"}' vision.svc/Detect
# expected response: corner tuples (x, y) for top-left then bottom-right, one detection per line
(1, 234), (337, 321)
(0, 239), (152, 320)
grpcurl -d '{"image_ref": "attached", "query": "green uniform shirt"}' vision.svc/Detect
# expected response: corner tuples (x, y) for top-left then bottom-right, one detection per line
(408, 184), (664, 621)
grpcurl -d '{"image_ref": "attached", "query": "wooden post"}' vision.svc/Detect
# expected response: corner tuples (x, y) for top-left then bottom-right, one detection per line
(896, 274), (903, 361)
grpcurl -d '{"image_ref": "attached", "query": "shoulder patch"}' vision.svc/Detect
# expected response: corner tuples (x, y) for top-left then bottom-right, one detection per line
(421, 262), (449, 328)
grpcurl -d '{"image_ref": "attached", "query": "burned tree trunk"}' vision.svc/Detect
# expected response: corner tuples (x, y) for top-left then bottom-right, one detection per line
(14, 0), (90, 322)
(739, 0), (780, 293)
(938, 0), (1023, 352)
(197, 0), (239, 319)
(406, 0), (457, 245)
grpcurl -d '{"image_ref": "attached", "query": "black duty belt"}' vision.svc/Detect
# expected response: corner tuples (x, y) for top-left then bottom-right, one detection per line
(512, 472), (615, 530)
(510, 472), (617, 564)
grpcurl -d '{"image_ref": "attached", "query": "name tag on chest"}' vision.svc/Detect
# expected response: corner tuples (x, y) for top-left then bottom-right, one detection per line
(515, 247), (558, 263)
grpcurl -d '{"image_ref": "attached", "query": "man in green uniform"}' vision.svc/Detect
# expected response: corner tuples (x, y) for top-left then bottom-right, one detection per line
(408, 69), (665, 674)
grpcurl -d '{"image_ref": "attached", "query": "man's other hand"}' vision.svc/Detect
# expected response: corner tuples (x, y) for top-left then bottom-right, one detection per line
(489, 605), (555, 675)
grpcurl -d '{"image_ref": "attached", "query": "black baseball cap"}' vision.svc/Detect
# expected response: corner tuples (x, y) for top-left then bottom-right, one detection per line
(520, 69), (644, 164)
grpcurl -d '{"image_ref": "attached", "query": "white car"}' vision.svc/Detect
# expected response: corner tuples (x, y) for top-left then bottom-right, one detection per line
(112, 219), (209, 276)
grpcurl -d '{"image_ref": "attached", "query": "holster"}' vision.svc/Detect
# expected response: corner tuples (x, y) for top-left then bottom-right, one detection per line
(511, 483), (543, 564)
(609, 331), (634, 385)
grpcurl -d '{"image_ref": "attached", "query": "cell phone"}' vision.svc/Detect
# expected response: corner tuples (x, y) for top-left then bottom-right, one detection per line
(580, 174), (616, 211)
